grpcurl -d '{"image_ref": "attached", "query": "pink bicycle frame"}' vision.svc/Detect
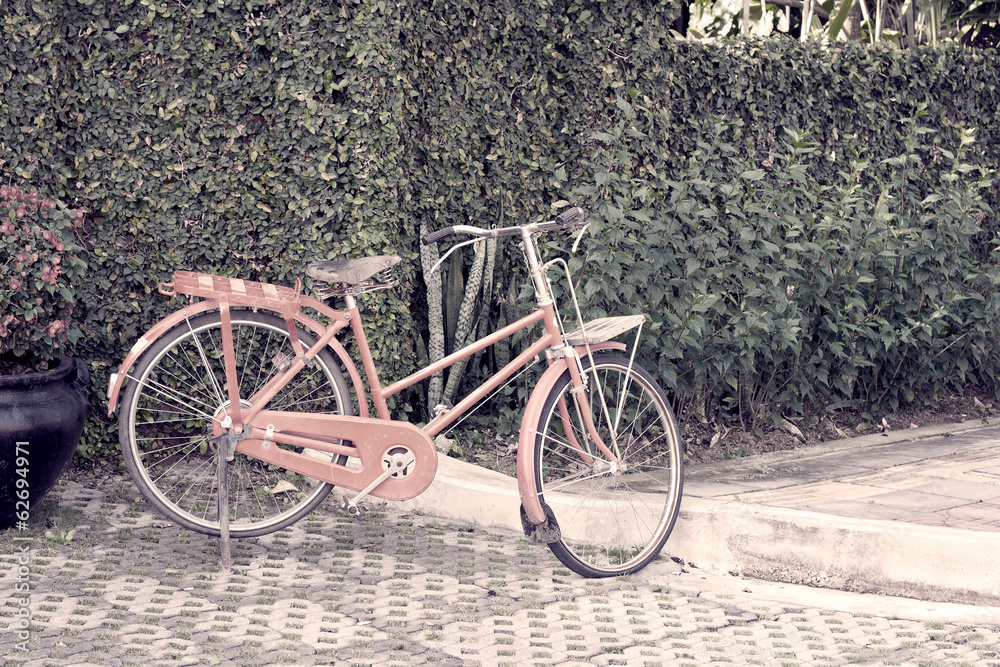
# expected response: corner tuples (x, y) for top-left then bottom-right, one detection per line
(107, 253), (626, 529)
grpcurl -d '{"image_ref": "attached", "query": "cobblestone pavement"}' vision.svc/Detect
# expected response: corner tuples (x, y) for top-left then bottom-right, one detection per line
(2, 478), (1000, 666)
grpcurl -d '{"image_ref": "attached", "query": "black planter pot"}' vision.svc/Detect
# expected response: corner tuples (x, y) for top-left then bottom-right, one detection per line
(0, 355), (90, 530)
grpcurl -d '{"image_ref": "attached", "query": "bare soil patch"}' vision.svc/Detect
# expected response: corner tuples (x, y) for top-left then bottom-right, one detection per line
(681, 385), (997, 464)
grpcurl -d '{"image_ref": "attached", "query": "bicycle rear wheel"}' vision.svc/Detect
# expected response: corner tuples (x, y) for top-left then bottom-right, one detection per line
(119, 310), (352, 538)
(533, 353), (683, 577)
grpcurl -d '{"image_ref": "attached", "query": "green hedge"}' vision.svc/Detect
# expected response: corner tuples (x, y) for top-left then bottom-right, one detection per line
(2, 0), (418, 456)
(561, 36), (1000, 430)
(2, 0), (999, 458)
(575, 96), (998, 432)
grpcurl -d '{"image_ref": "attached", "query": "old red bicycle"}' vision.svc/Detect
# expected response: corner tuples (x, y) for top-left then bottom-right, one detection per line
(107, 207), (684, 577)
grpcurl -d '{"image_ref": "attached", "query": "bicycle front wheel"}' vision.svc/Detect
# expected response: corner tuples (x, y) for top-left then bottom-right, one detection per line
(119, 310), (352, 538)
(534, 353), (683, 577)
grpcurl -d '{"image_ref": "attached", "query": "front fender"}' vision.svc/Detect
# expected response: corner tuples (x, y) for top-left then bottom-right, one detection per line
(516, 342), (624, 526)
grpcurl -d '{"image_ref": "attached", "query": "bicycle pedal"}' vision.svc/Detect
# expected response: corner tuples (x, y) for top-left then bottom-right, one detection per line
(339, 497), (366, 518)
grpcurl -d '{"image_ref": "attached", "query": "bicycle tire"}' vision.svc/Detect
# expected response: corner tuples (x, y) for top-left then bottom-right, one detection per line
(533, 353), (683, 577)
(119, 310), (352, 538)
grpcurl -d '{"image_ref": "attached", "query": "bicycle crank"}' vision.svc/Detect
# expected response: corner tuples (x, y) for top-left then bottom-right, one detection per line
(341, 446), (416, 516)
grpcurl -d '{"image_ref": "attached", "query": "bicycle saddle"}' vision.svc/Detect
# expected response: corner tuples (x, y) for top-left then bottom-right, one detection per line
(306, 255), (401, 286)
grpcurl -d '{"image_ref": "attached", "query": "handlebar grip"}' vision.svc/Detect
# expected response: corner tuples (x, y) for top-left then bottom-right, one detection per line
(421, 226), (456, 245)
(554, 207), (584, 227)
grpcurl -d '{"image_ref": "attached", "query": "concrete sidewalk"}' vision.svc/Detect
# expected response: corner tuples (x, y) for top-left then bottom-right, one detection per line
(406, 418), (1000, 608)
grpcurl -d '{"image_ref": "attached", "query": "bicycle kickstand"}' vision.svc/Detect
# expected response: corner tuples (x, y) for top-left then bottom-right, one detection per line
(217, 448), (231, 570)
(213, 431), (243, 570)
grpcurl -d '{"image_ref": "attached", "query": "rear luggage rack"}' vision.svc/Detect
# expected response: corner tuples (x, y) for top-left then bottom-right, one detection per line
(159, 271), (304, 311)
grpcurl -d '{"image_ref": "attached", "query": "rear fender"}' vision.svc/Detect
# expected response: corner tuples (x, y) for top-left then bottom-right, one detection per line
(106, 302), (366, 417)
(106, 300), (219, 415)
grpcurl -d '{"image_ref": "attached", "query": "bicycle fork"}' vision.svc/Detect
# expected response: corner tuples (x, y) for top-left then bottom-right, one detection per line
(566, 347), (625, 461)
(515, 343), (624, 544)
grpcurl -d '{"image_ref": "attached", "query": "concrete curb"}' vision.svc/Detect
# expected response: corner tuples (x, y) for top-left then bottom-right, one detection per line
(397, 454), (523, 531)
(670, 496), (1000, 607)
(687, 417), (995, 473)
(403, 419), (1000, 606)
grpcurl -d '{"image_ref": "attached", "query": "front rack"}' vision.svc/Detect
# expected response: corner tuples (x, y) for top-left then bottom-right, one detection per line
(563, 314), (647, 347)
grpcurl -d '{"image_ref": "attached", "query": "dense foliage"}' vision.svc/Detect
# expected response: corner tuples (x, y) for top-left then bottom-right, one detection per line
(575, 95), (997, 431)
(1, 0), (998, 457)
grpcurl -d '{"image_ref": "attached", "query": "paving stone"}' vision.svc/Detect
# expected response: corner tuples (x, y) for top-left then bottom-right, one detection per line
(3, 473), (1000, 666)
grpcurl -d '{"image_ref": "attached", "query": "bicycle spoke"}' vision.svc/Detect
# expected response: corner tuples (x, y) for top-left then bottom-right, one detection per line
(128, 373), (219, 422)
(185, 320), (226, 407)
(134, 434), (209, 458)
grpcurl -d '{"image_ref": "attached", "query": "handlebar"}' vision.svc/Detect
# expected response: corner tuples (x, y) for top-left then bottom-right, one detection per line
(420, 207), (585, 246)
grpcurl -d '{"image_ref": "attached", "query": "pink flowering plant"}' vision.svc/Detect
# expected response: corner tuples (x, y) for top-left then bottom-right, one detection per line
(0, 183), (87, 361)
